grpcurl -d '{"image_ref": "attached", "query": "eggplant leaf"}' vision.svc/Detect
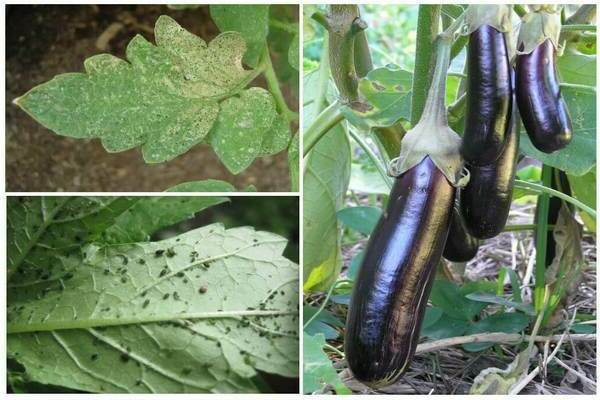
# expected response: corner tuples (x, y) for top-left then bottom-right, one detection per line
(8, 223), (299, 393)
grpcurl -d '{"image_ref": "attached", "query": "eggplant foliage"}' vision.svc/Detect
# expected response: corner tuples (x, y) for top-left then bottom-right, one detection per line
(7, 197), (299, 393)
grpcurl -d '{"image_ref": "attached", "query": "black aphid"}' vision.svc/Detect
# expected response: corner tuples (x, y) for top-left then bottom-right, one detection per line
(182, 367), (192, 375)
(143, 299), (150, 308)
(159, 269), (168, 277)
(138, 259), (146, 265)
(163, 293), (170, 300)
(121, 277), (127, 283)
(166, 247), (176, 258)
(198, 286), (207, 294)
(91, 354), (99, 361)
(120, 353), (130, 363)
(154, 249), (165, 257)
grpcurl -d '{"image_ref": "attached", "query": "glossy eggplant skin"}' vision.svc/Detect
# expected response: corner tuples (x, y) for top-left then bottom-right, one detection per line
(516, 39), (573, 153)
(461, 96), (519, 239)
(443, 202), (480, 262)
(345, 157), (455, 388)
(462, 25), (512, 165)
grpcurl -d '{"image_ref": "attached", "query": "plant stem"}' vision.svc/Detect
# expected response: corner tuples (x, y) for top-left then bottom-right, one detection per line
(560, 24), (597, 32)
(262, 48), (298, 122)
(410, 5), (442, 125)
(303, 280), (340, 329)
(533, 166), (552, 313)
(560, 82), (596, 93)
(514, 180), (596, 218)
(513, 5), (528, 18)
(348, 129), (393, 189)
(324, 343), (345, 357)
(269, 18), (298, 34)
(303, 102), (344, 157)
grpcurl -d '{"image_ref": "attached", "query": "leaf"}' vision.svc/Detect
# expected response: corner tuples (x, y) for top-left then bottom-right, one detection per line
(465, 293), (535, 316)
(102, 197), (228, 243)
(349, 163), (390, 194)
(303, 333), (350, 394)
(422, 307), (444, 329)
(557, 52), (596, 87)
(8, 223), (299, 393)
(260, 115), (291, 156)
(15, 16), (254, 164)
(347, 250), (365, 281)
(420, 314), (469, 340)
(337, 206), (382, 235)
(210, 5), (270, 68)
(470, 348), (534, 394)
(303, 306), (344, 340)
(463, 312), (530, 352)
(567, 170), (596, 232)
(304, 247), (343, 293)
(519, 86), (596, 176)
(429, 280), (489, 321)
(8, 197), (137, 271)
(288, 133), (300, 192)
(570, 323), (596, 334)
(209, 87), (279, 174)
(166, 179), (236, 192)
(341, 64), (413, 130)
(303, 123), (351, 286)
(288, 30), (300, 70)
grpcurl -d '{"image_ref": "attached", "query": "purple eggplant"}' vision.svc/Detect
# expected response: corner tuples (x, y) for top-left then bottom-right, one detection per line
(443, 201), (480, 262)
(462, 25), (513, 165)
(461, 94), (519, 239)
(345, 156), (455, 387)
(516, 39), (572, 153)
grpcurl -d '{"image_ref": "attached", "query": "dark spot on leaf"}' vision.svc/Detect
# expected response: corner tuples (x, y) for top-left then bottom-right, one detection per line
(198, 286), (207, 294)
(120, 353), (129, 363)
(138, 259), (145, 265)
(91, 354), (98, 361)
(182, 367), (192, 375)
(163, 293), (170, 300)
(154, 250), (165, 257)
(159, 269), (168, 277)
(121, 277), (127, 283)
(372, 81), (385, 91)
(63, 272), (74, 280)
(143, 299), (150, 308)
(350, 100), (373, 113)
(166, 248), (176, 258)
(103, 269), (110, 275)
(176, 272), (184, 277)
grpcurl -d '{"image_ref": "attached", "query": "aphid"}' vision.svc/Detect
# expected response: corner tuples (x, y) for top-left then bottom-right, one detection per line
(91, 354), (99, 361)
(166, 248), (176, 258)
(159, 269), (168, 278)
(182, 367), (192, 375)
(120, 277), (127, 283)
(163, 293), (170, 300)
(198, 286), (208, 294)
(154, 249), (165, 258)
(138, 259), (146, 265)
(120, 353), (130, 363)
(143, 299), (150, 308)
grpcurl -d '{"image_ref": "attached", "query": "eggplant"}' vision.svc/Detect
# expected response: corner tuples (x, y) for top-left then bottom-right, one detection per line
(461, 92), (519, 239)
(462, 25), (512, 165)
(443, 201), (480, 262)
(345, 156), (455, 387)
(516, 39), (572, 153)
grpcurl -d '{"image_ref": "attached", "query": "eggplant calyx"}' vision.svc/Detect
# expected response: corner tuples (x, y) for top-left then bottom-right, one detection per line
(517, 7), (563, 55)
(463, 5), (514, 35)
(389, 35), (468, 188)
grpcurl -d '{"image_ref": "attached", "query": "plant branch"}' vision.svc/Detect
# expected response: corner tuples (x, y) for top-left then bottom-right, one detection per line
(303, 101), (344, 157)
(533, 166), (552, 313)
(348, 129), (393, 189)
(410, 5), (442, 125)
(514, 180), (596, 218)
(262, 48), (298, 122)
(415, 332), (596, 355)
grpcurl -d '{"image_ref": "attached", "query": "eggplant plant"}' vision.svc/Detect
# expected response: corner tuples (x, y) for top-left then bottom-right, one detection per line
(302, 4), (596, 395)
(12, 5), (299, 191)
(7, 197), (299, 393)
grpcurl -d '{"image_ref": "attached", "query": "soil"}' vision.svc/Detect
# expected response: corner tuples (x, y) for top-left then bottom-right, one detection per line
(6, 5), (297, 192)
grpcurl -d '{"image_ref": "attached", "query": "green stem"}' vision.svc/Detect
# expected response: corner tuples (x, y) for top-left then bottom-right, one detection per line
(348, 129), (393, 189)
(303, 102), (344, 157)
(411, 5), (442, 125)
(303, 280), (340, 329)
(269, 18), (298, 34)
(324, 343), (345, 358)
(262, 48), (298, 122)
(513, 5), (528, 18)
(514, 180), (596, 218)
(560, 82), (596, 93)
(560, 24), (597, 32)
(533, 166), (552, 313)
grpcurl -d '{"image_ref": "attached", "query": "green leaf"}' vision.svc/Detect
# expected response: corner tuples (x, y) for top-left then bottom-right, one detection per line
(570, 323), (596, 334)
(102, 197), (228, 243)
(465, 293), (535, 316)
(557, 52), (596, 86)
(260, 115), (291, 156)
(166, 179), (236, 192)
(347, 250), (365, 281)
(288, 30), (300, 70)
(288, 133), (300, 192)
(519, 86), (596, 176)
(420, 314), (469, 340)
(8, 223), (299, 393)
(463, 312), (530, 352)
(303, 333), (350, 394)
(210, 5), (270, 68)
(567, 170), (596, 232)
(209, 87), (279, 174)
(341, 64), (413, 130)
(422, 307), (444, 329)
(303, 306), (344, 340)
(429, 280), (491, 321)
(336, 206), (382, 235)
(349, 163), (390, 194)
(303, 124), (351, 286)
(8, 197), (137, 272)
(15, 16), (254, 164)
